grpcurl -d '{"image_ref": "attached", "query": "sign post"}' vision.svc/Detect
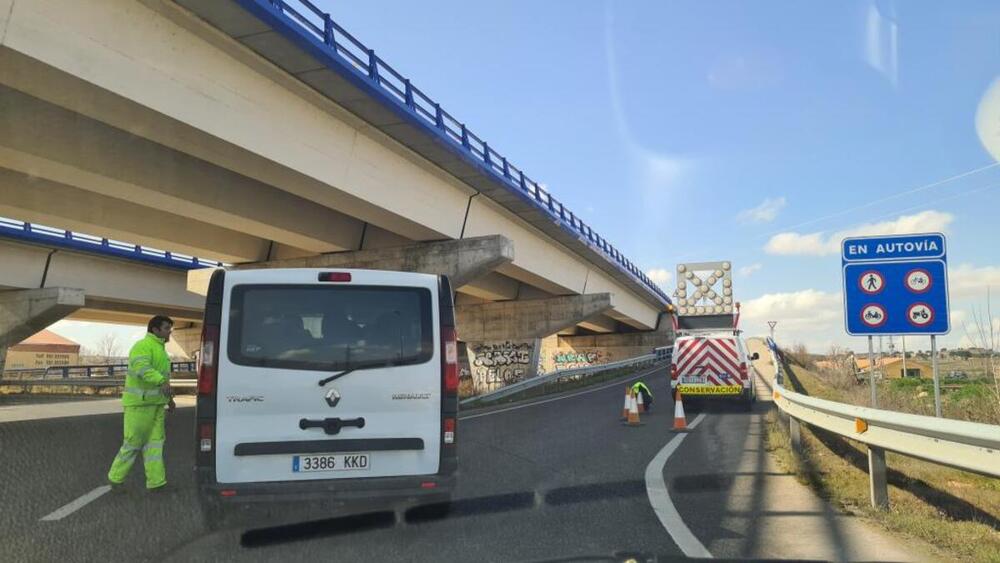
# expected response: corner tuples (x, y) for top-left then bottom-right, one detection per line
(901, 336), (907, 379)
(842, 233), (950, 413)
(868, 336), (877, 407)
(931, 335), (941, 417)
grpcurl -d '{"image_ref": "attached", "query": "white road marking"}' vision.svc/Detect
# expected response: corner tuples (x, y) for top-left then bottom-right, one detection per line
(645, 412), (712, 559)
(39, 485), (111, 521)
(460, 368), (657, 421)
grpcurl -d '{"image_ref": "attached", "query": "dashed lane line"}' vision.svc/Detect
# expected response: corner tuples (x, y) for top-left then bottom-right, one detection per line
(40, 485), (111, 522)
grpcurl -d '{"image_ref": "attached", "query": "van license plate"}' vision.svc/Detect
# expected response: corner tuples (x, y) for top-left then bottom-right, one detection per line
(293, 453), (371, 473)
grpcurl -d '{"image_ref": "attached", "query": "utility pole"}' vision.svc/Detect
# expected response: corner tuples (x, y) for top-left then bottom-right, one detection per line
(767, 321), (777, 341)
(902, 335), (908, 378)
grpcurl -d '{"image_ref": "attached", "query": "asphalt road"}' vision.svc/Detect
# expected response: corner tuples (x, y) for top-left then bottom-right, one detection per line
(0, 366), (783, 562)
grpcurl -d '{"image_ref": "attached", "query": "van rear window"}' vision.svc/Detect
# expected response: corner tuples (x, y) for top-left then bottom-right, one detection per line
(227, 285), (433, 372)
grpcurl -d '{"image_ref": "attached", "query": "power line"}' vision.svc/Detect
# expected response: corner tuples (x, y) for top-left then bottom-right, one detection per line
(759, 161), (1000, 240)
(666, 162), (1000, 265)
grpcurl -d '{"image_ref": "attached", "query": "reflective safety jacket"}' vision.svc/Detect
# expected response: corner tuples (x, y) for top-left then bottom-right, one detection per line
(631, 381), (653, 399)
(123, 333), (171, 407)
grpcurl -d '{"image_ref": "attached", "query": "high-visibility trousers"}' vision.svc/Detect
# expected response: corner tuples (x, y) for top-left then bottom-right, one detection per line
(107, 405), (166, 489)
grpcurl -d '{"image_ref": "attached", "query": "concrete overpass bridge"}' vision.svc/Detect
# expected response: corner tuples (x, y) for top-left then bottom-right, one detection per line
(0, 0), (673, 387)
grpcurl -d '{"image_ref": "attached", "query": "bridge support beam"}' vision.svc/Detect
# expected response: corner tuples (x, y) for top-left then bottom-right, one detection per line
(456, 293), (614, 342)
(188, 235), (515, 296)
(540, 312), (674, 373)
(0, 287), (85, 372)
(458, 293), (614, 393)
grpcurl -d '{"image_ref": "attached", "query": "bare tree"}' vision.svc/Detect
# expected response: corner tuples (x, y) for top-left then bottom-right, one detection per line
(962, 287), (999, 420)
(96, 333), (123, 364)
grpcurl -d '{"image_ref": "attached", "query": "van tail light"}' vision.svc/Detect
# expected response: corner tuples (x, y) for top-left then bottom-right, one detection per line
(199, 422), (214, 452)
(318, 272), (352, 282)
(442, 327), (458, 394)
(443, 417), (456, 444)
(739, 362), (748, 381)
(197, 325), (219, 396)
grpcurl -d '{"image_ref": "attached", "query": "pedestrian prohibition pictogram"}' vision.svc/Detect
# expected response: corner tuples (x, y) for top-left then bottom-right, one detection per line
(859, 271), (884, 294)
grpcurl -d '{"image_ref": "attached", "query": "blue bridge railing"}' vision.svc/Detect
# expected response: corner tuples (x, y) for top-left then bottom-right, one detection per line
(239, 0), (670, 304)
(0, 218), (224, 271)
(2, 361), (198, 379)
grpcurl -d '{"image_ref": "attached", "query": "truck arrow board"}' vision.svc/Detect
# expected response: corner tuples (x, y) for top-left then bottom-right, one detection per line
(842, 233), (949, 336)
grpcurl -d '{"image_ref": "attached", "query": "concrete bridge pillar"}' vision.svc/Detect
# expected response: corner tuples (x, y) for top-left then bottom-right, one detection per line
(456, 293), (614, 393)
(171, 325), (203, 360)
(0, 287), (85, 373)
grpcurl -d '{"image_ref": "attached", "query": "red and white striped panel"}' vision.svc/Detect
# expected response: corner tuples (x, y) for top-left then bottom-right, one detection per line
(674, 338), (741, 386)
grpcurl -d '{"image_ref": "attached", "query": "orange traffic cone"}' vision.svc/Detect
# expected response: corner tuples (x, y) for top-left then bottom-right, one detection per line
(672, 388), (687, 432)
(636, 389), (646, 413)
(622, 386), (631, 419)
(626, 391), (641, 426)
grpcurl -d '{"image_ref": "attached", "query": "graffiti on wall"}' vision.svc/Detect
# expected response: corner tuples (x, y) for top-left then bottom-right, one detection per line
(470, 340), (535, 389)
(552, 349), (607, 370)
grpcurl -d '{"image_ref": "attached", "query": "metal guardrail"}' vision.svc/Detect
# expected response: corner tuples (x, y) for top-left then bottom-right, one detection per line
(763, 337), (1000, 509)
(460, 352), (667, 407)
(240, 0), (670, 305)
(0, 217), (224, 270)
(3, 362), (197, 380)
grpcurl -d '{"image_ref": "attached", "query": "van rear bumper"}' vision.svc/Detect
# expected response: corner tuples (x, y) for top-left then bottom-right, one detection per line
(199, 469), (454, 503)
(197, 468), (456, 529)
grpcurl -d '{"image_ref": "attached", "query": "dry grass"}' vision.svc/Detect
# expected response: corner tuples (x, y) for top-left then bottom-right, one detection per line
(810, 362), (1000, 425)
(767, 356), (1000, 562)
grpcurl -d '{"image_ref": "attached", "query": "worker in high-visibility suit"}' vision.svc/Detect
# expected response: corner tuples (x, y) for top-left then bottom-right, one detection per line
(632, 380), (653, 412)
(107, 315), (177, 491)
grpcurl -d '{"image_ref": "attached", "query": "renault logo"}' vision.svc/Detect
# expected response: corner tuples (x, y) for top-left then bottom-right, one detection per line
(325, 388), (341, 407)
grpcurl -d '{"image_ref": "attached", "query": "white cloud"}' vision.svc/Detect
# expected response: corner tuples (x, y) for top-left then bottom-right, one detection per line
(949, 264), (1000, 300)
(739, 289), (844, 351)
(765, 210), (954, 256)
(738, 197), (787, 223)
(646, 268), (673, 289)
(738, 263), (763, 277)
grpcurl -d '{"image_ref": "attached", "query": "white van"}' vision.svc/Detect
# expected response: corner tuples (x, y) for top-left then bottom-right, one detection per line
(194, 268), (458, 528)
(670, 332), (758, 409)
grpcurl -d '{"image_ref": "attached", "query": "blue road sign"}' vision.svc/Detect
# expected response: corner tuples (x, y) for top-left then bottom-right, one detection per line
(842, 233), (949, 336)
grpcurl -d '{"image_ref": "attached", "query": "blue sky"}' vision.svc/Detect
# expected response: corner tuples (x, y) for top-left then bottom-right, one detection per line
(55, 0), (1000, 353)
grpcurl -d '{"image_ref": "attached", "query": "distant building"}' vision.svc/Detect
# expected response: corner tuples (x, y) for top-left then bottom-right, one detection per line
(855, 356), (932, 379)
(5, 330), (81, 370)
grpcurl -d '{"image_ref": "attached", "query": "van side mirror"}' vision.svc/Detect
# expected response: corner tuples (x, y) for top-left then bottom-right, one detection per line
(751, 352), (760, 361)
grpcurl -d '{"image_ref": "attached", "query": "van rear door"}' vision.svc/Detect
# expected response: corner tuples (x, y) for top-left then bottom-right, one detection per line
(214, 269), (441, 484)
(672, 335), (744, 394)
